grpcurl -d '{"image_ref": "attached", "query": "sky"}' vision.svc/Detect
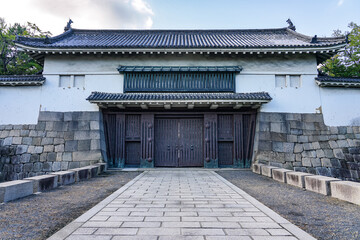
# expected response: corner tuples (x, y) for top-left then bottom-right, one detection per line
(0, 0), (359, 37)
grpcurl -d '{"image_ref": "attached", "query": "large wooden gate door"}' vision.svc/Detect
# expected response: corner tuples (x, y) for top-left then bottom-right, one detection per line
(155, 116), (203, 167)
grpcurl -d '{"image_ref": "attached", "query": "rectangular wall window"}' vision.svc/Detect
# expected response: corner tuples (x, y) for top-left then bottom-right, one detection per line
(290, 75), (301, 88)
(74, 75), (85, 88)
(59, 75), (71, 88)
(59, 75), (85, 89)
(275, 75), (286, 88)
(275, 75), (301, 88)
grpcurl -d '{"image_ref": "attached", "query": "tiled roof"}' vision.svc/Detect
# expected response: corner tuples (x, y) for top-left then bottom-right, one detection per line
(118, 66), (242, 73)
(16, 28), (345, 50)
(87, 92), (272, 102)
(315, 76), (360, 88)
(0, 75), (45, 86)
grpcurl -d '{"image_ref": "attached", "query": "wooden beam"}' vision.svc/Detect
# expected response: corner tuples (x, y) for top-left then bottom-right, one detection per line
(187, 104), (194, 109)
(116, 104), (125, 109)
(164, 104), (171, 110)
(233, 103), (243, 109)
(210, 104), (219, 110)
(140, 104), (148, 109)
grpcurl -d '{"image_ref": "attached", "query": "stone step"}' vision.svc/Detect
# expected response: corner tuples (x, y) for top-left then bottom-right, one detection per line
(25, 175), (58, 193)
(0, 180), (33, 202)
(286, 172), (312, 188)
(330, 181), (360, 205)
(51, 171), (76, 185)
(304, 175), (341, 195)
(272, 168), (293, 183)
(252, 163), (264, 174)
(260, 165), (278, 178)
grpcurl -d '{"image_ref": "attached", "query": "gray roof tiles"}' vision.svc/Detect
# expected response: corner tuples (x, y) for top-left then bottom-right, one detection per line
(86, 92), (272, 102)
(0, 75), (45, 86)
(16, 28), (345, 49)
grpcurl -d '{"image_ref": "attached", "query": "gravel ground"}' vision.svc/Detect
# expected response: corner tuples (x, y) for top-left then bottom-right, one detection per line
(217, 170), (360, 240)
(0, 171), (141, 240)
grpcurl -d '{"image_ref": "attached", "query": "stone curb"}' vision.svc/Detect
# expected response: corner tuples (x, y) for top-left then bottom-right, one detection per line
(252, 164), (360, 206)
(0, 163), (106, 203)
(212, 171), (316, 240)
(47, 171), (146, 240)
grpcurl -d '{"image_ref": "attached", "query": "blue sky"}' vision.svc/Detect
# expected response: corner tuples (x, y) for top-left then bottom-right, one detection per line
(0, 0), (359, 37)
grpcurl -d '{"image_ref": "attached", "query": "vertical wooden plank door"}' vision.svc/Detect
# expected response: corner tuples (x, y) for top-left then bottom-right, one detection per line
(125, 115), (141, 166)
(218, 114), (234, 166)
(155, 116), (203, 167)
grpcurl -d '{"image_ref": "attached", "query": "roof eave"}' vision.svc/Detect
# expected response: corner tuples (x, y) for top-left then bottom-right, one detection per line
(15, 43), (347, 56)
(0, 80), (45, 86)
(316, 80), (360, 88)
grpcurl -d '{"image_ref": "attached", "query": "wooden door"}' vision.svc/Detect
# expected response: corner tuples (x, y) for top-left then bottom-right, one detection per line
(125, 115), (141, 166)
(154, 118), (178, 167)
(155, 116), (203, 167)
(179, 118), (203, 167)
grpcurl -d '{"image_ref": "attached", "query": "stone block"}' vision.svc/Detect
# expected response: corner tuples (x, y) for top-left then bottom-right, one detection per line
(286, 172), (312, 188)
(0, 180), (33, 202)
(43, 145), (54, 152)
(33, 162), (42, 172)
(315, 167), (332, 177)
(270, 122), (287, 133)
(252, 163), (264, 174)
(65, 112), (99, 121)
(72, 151), (102, 161)
(52, 171), (76, 185)
(41, 138), (54, 145)
(96, 162), (107, 173)
(330, 181), (360, 205)
(88, 165), (99, 178)
(72, 167), (91, 181)
(25, 174), (58, 193)
(272, 168), (293, 183)
(38, 112), (64, 122)
(47, 152), (57, 162)
(90, 139), (101, 150)
(321, 158), (332, 167)
(294, 144), (303, 153)
(74, 130), (100, 140)
(12, 137), (22, 144)
(305, 175), (341, 195)
(287, 135), (298, 143)
(65, 140), (77, 152)
(298, 136), (309, 143)
(311, 158), (321, 167)
(20, 154), (31, 163)
(55, 144), (65, 152)
(329, 141), (339, 149)
(16, 145), (28, 154)
(333, 149), (345, 159)
(78, 140), (91, 151)
(43, 162), (52, 172)
(52, 162), (61, 171)
(261, 165), (278, 178)
(53, 138), (65, 145)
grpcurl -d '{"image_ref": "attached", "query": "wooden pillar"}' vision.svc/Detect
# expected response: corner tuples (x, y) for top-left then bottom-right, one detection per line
(204, 113), (218, 168)
(140, 114), (154, 168)
(234, 113), (256, 168)
(103, 113), (125, 168)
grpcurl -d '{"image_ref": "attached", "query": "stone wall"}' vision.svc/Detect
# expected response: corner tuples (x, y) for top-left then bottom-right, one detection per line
(254, 112), (360, 182)
(0, 111), (102, 181)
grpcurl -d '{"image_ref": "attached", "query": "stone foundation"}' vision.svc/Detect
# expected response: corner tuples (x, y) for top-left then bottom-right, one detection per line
(0, 111), (102, 181)
(254, 112), (360, 182)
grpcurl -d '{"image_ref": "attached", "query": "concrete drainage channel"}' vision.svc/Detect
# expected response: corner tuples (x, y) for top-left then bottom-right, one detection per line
(253, 163), (360, 206)
(0, 163), (106, 203)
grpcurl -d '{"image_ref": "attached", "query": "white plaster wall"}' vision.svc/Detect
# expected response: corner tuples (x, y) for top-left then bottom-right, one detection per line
(320, 87), (360, 126)
(0, 53), (322, 124)
(0, 86), (41, 124)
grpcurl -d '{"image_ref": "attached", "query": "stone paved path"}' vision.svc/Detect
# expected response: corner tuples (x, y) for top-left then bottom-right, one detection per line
(49, 170), (315, 240)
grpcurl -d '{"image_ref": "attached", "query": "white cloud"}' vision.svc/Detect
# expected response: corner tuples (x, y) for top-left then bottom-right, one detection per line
(0, 0), (154, 35)
(338, 0), (345, 6)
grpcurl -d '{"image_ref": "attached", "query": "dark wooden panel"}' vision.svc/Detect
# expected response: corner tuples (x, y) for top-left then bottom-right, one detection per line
(218, 142), (233, 166)
(154, 118), (178, 167)
(125, 142), (141, 166)
(125, 114), (141, 140)
(204, 114), (218, 165)
(103, 113), (125, 168)
(141, 114), (154, 165)
(124, 72), (235, 92)
(179, 118), (203, 167)
(218, 114), (234, 166)
(218, 114), (233, 141)
(234, 113), (256, 168)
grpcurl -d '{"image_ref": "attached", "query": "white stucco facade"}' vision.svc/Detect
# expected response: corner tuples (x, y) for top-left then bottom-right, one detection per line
(0, 53), (359, 126)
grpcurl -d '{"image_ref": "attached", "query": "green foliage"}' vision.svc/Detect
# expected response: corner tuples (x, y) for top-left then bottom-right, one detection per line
(319, 22), (360, 77)
(0, 18), (51, 75)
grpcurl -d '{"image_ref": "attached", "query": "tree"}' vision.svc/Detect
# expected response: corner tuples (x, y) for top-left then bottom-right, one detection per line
(319, 22), (360, 78)
(0, 18), (51, 75)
